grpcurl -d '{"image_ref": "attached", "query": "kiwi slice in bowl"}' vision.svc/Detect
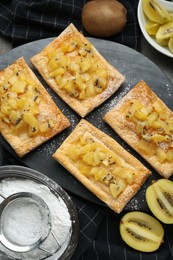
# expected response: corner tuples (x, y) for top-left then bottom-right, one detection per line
(120, 211), (164, 252)
(156, 21), (173, 46)
(168, 38), (173, 54)
(146, 179), (173, 224)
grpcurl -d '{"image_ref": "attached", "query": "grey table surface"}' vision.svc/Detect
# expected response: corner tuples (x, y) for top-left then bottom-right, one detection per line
(140, 37), (173, 84)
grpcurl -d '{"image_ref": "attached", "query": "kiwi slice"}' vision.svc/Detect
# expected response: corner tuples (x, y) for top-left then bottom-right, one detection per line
(120, 211), (164, 252)
(146, 179), (173, 224)
(168, 38), (173, 53)
(145, 21), (160, 36)
(156, 21), (173, 44)
(142, 0), (172, 24)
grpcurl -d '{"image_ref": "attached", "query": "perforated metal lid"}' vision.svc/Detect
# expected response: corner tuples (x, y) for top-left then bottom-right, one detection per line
(0, 192), (52, 253)
(0, 165), (79, 260)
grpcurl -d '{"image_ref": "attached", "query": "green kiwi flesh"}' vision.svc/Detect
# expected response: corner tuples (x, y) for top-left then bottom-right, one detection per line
(146, 179), (173, 224)
(120, 211), (164, 252)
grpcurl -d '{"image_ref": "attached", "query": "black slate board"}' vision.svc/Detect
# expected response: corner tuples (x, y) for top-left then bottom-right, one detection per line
(0, 37), (173, 211)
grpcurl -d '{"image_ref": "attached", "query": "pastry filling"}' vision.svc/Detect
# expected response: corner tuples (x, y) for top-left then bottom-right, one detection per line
(125, 98), (173, 163)
(65, 132), (137, 199)
(47, 35), (108, 100)
(0, 69), (54, 137)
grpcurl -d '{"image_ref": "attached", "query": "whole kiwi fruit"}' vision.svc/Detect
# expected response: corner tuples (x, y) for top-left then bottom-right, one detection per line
(82, 0), (127, 37)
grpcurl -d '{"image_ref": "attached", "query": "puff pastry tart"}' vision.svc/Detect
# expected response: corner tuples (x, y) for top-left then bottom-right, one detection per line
(104, 80), (173, 179)
(30, 23), (125, 117)
(53, 119), (150, 213)
(0, 57), (70, 157)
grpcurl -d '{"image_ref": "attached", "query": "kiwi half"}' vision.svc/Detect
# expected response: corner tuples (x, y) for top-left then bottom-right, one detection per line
(120, 211), (164, 252)
(146, 179), (173, 224)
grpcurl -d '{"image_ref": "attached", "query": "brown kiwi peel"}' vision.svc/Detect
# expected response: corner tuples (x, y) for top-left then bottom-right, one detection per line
(82, 0), (127, 37)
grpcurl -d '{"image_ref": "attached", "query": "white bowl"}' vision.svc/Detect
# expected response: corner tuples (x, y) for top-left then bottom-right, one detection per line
(138, 0), (173, 58)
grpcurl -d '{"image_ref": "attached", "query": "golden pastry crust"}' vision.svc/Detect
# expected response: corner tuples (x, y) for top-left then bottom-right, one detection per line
(104, 80), (173, 179)
(53, 119), (150, 213)
(30, 23), (125, 118)
(0, 57), (70, 157)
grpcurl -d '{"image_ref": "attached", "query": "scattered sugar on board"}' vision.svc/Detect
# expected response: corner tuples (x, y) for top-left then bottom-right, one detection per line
(166, 84), (172, 97)
(35, 114), (78, 158)
(129, 199), (139, 211)
(0, 178), (72, 260)
(37, 139), (58, 157)
(89, 82), (130, 126)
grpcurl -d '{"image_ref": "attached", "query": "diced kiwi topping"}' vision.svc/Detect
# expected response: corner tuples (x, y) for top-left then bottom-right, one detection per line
(125, 98), (173, 163)
(47, 36), (108, 100)
(0, 69), (54, 137)
(65, 132), (137, 199)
